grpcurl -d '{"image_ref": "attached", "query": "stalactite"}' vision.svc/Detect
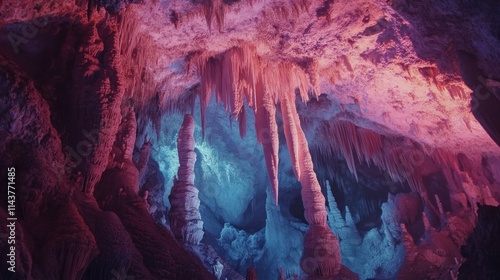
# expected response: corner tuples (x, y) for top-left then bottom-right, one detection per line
(203, 0), (225, 32)
(314, 119), (443, 195)
(435, 194), (445, 216)
(254, 81), (280, 203)
(280, 94), (326, 225)
(317, 121), (385, 181)
(168, 114), (204, 245)
(280, 95), (301, 180)
(280, 95), (341, 277)
(197, 45), (316, 202)
(329, 121), (362, 180)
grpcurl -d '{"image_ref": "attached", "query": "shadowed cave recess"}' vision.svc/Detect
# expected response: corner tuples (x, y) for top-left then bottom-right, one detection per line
(1, 0), (500, 279)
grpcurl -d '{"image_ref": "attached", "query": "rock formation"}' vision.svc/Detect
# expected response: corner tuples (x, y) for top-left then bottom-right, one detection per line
(168, 114), (205, 245)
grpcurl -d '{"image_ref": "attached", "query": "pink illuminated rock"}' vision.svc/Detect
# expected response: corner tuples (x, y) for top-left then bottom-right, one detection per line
(400, 224), (418, 263)
(300, 225), (342, 277)
(70, 21), (126, 195)
(254, 84), (280, 204)
(281, 94), (328, 226)
(168, 114), (205, 245)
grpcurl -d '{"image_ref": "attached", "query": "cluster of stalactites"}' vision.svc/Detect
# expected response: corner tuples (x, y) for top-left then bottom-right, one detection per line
(197, 45), (318, 203)
(198, 46), (341, 277)
(316, 121), (384, 180)
(203, 0), (225, 32)
(314, 120), (460, 194)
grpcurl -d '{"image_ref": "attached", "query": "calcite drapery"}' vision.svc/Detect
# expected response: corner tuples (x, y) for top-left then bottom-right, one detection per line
(168, 114), (204, 245)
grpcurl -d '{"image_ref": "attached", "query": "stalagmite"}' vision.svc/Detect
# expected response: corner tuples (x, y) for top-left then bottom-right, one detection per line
(344, 207), (356, 228)
(435, 194), (445, 216)
(422, 212), (432, 233)
(212, 258), (223, 280)
(400, 224), (418, 262)
(168, 114), (204, 245)
(326, 181), (344, 231)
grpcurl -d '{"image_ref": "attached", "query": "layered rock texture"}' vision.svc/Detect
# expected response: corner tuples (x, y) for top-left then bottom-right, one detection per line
(1, 0), (500, 279)
(168, 114), (205, 245)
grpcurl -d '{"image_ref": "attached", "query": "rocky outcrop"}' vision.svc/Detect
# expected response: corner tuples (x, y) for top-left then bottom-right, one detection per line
(0, 58), (100, 280)
(94, 154), (214, 279)
(69, 20), (125, 195)
(168, 114), (205, 245)
(74, 192), (134, 280)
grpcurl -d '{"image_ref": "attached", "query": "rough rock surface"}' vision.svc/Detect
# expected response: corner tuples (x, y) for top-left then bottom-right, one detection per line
(168, 114), (205, 245)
